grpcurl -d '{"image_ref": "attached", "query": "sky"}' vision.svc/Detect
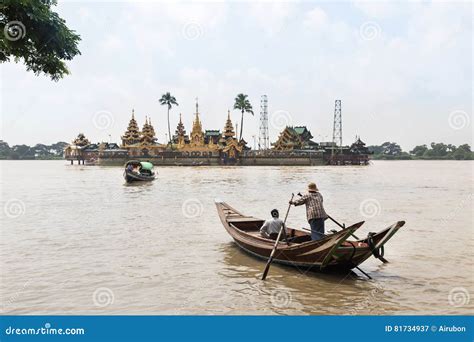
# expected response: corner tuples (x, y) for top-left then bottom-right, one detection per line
(1, 0), (472, 150)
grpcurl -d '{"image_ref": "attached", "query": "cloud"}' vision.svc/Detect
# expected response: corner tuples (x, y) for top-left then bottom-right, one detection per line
(303, 7), (328, 31)
(248, 2), (297, 36)
(2, 1), (471, 149)
(353, 0), (408, 19)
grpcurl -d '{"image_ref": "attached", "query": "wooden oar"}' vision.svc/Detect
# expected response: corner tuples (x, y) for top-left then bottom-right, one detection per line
(261, 193), (294, 281)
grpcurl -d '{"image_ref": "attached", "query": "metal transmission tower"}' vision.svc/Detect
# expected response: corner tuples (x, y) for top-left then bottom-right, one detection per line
(258, 95), (269, 150)
(332, 99), (343, 155)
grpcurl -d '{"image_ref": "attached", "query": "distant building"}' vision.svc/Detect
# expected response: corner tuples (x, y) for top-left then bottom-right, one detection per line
(121, 110), (165, 157)
(272, 126), (319, 150)
(64, 133), (127, 164)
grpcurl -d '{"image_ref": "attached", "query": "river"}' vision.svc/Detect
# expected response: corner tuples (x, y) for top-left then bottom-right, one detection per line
(1, 160), (472, 315)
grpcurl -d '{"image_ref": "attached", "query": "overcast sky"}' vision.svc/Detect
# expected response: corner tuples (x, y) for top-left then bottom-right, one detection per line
(1, 0), (472, 150)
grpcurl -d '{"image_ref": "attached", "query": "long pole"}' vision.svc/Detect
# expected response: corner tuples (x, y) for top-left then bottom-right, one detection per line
(327, 215), (359, 240)
(261, 193), (294, 281)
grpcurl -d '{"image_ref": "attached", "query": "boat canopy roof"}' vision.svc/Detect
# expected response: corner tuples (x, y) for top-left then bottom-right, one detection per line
(125, 160), (154, 170)
(139, 161), (154, 170)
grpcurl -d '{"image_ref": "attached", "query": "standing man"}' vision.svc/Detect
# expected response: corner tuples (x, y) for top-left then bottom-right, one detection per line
(290, 182), (328, 240)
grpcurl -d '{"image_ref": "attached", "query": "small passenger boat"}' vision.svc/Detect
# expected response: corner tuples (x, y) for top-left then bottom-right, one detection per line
(123, 160), (156, 183)
(215, 200), (405, 272)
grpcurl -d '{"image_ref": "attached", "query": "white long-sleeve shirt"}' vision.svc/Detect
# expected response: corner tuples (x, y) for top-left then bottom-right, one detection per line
(260, 218), (286, 238)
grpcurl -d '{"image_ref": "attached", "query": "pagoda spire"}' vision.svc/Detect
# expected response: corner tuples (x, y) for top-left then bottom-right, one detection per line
(190, 99), (204, 147)
(141, 114), (156, 145)
(121, 109), (141, 146)
(148, 116), (156, 138)
(222, 110), (235, 139)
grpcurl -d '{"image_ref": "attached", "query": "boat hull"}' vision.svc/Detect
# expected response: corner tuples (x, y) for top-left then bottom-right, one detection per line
(123, 170), (156, 183)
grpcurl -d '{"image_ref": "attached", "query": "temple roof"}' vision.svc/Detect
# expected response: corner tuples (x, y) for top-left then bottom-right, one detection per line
(72, 133), (90, 147)
(294, 126), (308, 134)
(205, 130), (221, 136)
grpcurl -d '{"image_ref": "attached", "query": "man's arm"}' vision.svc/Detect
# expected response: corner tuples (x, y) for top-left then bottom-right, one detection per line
(292, 195), (307, 206)
(260, 220), (269, 236)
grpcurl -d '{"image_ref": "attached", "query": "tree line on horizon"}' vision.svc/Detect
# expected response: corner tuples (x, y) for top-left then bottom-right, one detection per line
(367, 142), (473, 160)
(1, 139), (473, 161)
(0, 141), (67, 160)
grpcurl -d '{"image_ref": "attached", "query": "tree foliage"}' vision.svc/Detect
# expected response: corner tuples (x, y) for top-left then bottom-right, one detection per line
(0, 0), (81, 81)
(410, 144), (428, 157)
(159, 92), (179, 146)
(233, 93), (253, 141)
(370, 142), (473, 160)
(368, 141), (403, 156)
(0, 140), (68, 159)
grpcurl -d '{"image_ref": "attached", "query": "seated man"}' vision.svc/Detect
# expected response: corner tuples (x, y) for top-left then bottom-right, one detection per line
(260, 209), (286, 240)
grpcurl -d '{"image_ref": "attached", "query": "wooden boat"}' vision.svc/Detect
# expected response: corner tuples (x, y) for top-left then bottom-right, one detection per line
(215, 200), (405, 272)
(123, 160), (156, 183)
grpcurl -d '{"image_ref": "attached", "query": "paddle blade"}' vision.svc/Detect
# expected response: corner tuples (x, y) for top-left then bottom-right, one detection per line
(261, 260), (272, 280)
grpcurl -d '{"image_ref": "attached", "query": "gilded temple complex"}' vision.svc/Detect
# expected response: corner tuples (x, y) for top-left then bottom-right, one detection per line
(171, 102), (245, 162)
(64, 101), (371, 166)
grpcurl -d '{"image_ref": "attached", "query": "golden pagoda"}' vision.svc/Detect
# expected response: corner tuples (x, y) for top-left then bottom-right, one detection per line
(140, 116), (157, 145)
(220, 110), (235, 143)
(173, 113), (189, 149)
(121, 110), (141, 146)
(189, 99), (205, 148)
(148, 117), (156, 138)
(218, 110), (244, 161)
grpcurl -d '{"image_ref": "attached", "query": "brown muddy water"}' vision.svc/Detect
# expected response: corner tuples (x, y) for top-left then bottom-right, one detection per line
(1, 160), (472, 315)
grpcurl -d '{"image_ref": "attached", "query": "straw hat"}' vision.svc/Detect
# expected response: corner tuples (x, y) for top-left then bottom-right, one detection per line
(308, 182), (318, 192)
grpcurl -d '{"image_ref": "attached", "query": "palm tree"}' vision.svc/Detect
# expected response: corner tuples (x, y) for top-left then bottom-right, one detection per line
(159, 92), (178, 148)
(233, 93), (254, 141)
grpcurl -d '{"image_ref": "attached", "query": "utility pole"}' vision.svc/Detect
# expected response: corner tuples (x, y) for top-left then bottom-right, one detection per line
(332, 99), (342, 156)
(258, 95), (269, 150)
